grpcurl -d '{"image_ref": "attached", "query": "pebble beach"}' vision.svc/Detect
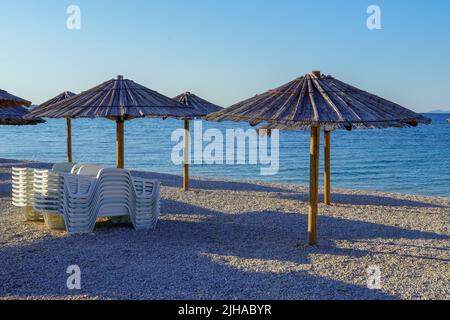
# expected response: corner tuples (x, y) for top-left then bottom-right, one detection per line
(0, 158), (449, 300)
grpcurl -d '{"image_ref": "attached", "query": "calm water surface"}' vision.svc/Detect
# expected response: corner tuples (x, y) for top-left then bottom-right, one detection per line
(1, 113), (449, 197)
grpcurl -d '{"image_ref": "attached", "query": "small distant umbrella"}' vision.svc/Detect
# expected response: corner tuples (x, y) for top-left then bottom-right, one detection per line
(38, 91), (76, 162)
(39, 91), (76, 108)
(174, 92), (222, 191)
(0, 106), (44, 125)
(206, 71), (431, 245)
(27, 76), (195, 169)
(0, 89), (31, 108)
(174, 92), (222, 116)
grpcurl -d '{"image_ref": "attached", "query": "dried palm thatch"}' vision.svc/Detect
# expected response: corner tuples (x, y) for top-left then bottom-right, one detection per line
(0, 106), (45, 125)
(26, 76), (194, 120)
(25, 76), (198, 169)
(0, 89), (31, 108)
(39, 91), (76, 108)
(173, 92), (222, 118)
(206, 72), (431, 130)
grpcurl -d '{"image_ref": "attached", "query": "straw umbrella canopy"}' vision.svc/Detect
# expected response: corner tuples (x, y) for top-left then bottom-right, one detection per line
(206, 71), (431, 245)
(26, 76), (195, 169)
(38, 91), (76, 162)
(0, 106), (44, 125)
(174, 92), (223, 191)
(0, 89), (31, 108)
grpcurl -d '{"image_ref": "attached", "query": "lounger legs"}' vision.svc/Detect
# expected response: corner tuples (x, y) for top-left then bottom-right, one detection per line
(43, 212), (66, 230)
(22, 207), (42, 221)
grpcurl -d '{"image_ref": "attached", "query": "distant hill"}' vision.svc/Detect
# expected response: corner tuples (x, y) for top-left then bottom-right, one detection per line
(428, 109), (450, 113)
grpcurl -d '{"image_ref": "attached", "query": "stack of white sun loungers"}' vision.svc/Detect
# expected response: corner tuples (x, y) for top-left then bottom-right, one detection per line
(12, 167), (42, 221)
(12, 163), (77, 223)
(12, 163), (160, 234)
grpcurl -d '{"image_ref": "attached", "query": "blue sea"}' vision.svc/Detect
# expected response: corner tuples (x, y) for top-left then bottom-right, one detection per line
(1, 113), (449, 197)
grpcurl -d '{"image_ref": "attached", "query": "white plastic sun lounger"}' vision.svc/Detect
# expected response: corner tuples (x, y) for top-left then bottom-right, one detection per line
(75, 164), (106, 176)
(12, 163), (74, 221)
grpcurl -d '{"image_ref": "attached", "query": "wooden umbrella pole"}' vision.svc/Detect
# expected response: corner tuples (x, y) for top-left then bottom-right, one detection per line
(183, 119), (190, 191)
(324, 129), (331, 205)
(116, 118), (125, 169)
(308, 126), (320, 245)
(66, 118), (72, 163)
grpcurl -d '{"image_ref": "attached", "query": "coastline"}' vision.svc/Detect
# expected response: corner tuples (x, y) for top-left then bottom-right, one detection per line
(0, 158), (449, 300)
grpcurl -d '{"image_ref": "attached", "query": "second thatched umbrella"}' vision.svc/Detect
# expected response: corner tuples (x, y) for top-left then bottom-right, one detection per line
(26, 76), (195, 168)
(206, 71), (431, 245)
(38, 91), (76, 162)
(174, 92), (222, 190)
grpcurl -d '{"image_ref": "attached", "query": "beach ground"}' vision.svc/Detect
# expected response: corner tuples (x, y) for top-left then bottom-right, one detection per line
(0, 158), (449, 300)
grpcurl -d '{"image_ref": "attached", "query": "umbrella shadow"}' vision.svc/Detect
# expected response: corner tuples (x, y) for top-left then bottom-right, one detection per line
(131, 170), (294, 193)
(0, 217), (399, 300)
(330, 192), (447, 208)
(0, 158), (24, 165)
(161, 199), (450, 263)
(0, 158), (52, 171)
(2, 198), (446, 299)
(0, 172), (11, 182)
(278, 192), (447, 208)
(5, 162), (52, 170)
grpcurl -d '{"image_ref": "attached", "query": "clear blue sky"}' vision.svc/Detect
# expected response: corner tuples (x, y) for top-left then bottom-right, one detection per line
(1, 0), (449, 112)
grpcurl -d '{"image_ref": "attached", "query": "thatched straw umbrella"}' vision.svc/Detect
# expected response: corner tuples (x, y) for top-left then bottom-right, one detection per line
(38, 91), (76, 162)
(206, 71), (431, 245)
(26, 76), (194, 169)
(174, 92), (222, 190)
(0, 106), (44, 125)
(0, 89), (31, 108)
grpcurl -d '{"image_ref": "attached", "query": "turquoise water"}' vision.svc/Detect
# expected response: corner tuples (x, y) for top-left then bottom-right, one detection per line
(1, 113), (449, 197)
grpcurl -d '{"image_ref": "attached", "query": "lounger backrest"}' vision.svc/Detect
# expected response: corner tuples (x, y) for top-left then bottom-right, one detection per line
(95, 168), (133, 217)
(70, 164), (84, 175)
(52, 162), (75, 173)
(62, 173), (95, 195)
(77, 165), (106, 177)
